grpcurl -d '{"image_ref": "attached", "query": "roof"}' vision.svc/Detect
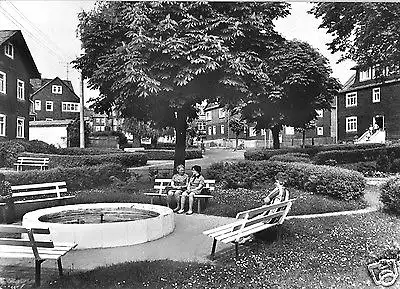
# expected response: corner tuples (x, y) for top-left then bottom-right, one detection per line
(0, 30), (40, 78)
(204, 102), (220, 111)
(30, 119), (73, 127)
(31, 77), (79, 100)
(340, 74), (356, 92)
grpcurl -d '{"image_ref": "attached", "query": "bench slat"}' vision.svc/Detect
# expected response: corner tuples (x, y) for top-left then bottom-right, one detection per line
(235, 199), (294, 219)
(13, 188), (67, 198)
(14, 196), (74, 205)
(203, 220), (245, 235)
(221, 223), (276, 244)
(0, 238), (54, 248)
(12, 182), (66, 191)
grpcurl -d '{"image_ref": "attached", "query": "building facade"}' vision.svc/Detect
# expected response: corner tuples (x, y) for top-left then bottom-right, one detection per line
(0, 30), (40, 141)
(338, 65), (400, 143)
(30, 77), (80, 121)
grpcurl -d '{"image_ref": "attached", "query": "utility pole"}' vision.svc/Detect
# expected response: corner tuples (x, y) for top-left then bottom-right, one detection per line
(79, 72), (85, 148)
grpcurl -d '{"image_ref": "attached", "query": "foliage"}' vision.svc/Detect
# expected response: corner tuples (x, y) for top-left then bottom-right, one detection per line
(310, 3), (400, 68)
(390, 158), (400, 173)
(339, 162), (377, 176)
(20, 152), (147, 168)
(56, 147), (122, 155)
(376, 152), (391, 173)
(144, 149), (202, 160)
(5, 163), (130, 190)
(206, 160), (365, 200)
(0, 141), (26, 167)
(90, 130), (128, 148)
(67, 118), (91, 147)
(381, 176), (400, 215)
(269, 153), (311, 163)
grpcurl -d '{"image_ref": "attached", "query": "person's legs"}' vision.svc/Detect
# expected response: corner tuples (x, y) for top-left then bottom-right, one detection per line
(187, 192), (196, 214)
(178, 191), (188, 213)
(173, 190), (182, 211)
(166, 190), (174, 208)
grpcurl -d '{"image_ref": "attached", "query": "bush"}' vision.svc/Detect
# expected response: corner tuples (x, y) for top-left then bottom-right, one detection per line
(55, 147), (123, 155)
(90, 131), (128, 148)
(340, 161), (377, 176)
(376, 152), (391, 172)
(145, 149), (202, 160)
(0, 140), (26, 167)
(20, 152), (147, 168)
(380, 176), (400, 214)
(206, 160), (365, 200)
(5, 163), (130, 190)
(25, 140), (59, 154)
(390, 158), (400, 173)
(269, 153), (311, 163)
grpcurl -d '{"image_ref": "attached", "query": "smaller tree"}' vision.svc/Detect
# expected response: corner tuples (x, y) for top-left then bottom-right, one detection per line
(229, 118), (246, 150)
(67, 118), (91, 147)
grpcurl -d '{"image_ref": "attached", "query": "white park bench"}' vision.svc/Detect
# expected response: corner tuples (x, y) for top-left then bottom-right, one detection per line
(14, 156), (49, 172)
(144, 178), (216, 213)
(0, 225), (77, 287)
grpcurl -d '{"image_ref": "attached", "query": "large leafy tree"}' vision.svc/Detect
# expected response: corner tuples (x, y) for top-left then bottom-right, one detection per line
(74, 1), (290, 167)
(310, 2), (400, 68)
(241, 40), (341, 148)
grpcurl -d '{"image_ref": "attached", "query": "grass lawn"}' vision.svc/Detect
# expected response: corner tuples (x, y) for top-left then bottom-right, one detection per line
(27, 211), (399, 289)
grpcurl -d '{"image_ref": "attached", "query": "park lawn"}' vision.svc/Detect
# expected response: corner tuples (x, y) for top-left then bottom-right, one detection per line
(31, 211), (399, 289)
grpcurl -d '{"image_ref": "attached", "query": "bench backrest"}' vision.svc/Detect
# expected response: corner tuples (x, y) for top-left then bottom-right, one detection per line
(0, 225), (53, 260)
(154, 178), (216, 194)
(11, 181), (67, 200)
(16, 157), (49, 165)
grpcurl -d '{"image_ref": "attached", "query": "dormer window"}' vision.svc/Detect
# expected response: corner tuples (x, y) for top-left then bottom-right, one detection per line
(4, 43), (14, 59)
(52, 85), (62, 94)
(359, 68), (372, 82)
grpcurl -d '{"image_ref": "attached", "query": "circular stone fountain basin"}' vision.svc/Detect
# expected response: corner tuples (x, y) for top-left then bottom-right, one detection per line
(22, 203), (175, 249)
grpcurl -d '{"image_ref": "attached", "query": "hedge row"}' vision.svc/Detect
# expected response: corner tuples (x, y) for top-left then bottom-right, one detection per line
(145, 149), (202, 160)
(269, 153), (311, 163)
(5, 163), (130, 190)
(20, 152), (148, 168)
(245, 143), (385, 161)
(313, 145), (400, 165)
(55, 147), (123, 155)
(206, 160), (365, 200)
(381, 176), (400, 215)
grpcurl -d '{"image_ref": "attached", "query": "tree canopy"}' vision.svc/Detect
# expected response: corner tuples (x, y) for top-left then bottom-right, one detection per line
(310, 2), (400, 68)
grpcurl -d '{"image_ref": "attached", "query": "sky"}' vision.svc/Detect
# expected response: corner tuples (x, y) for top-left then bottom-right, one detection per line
(0, 1), (357, 105)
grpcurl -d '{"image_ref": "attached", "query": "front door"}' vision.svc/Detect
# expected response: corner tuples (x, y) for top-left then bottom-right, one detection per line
(373, 115), (384, 130)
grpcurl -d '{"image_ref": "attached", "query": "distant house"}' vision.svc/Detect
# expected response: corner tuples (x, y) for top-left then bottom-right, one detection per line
(30, 77), (80, 121)
(338, 65), (400, 143)
(0, 30), (41, 140)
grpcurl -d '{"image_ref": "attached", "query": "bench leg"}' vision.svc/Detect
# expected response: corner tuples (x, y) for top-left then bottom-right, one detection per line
(35, 260), (44, 287)
(276, 225), (282, 242)
(235, 242), (239, 258)
(211, 238), (218, 260)
(57, 258), (63, 276)
(150, 197), (154, 204)
(197, 198), (201, 213)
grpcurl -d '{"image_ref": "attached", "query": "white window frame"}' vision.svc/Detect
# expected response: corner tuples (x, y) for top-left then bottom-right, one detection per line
(212, 125), (216, 135)
(359, 68), (371, 82)
(4, 43), (14, 59)
(249, 126), (256, 137)
(372, 87), (381, 103)
(346, 92), (357, 107)
(346, 116), (357, 132)
(16, 117), (24, 138)
(46, 101), (53, 111)
(52, 85), (62, 94)
(0, 114), (6, 136)
(285, 126), (294, 135)
(34, 100), (41, 111)
(205, 111), (212, 121)
(62, 102), (80, 112)
(0, 71), (6, 94)
(317, 126), (324, 136)
(197, 122), (205, 131)
(220, 124), (225, 135)
(261, 129), (266, 136)
(218, 108), (226, 119)
(208, 126), (212, 135)
(45, 118), (53, 121)
(17, 79), (24, 100)
(316, 109), (323, 118)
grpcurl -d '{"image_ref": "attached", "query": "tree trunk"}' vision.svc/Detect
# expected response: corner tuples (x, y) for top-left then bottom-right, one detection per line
(271, 125), (281, 149)
(235, 134), (239, 150)
(302, 129), (306, 148)
(174, 109), (187, 172)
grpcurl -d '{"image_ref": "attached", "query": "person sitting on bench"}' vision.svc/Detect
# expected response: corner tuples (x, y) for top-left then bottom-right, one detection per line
(177, 165), (205, 215)
(263, 172), (287, 206)
(167, 164), (189, 212)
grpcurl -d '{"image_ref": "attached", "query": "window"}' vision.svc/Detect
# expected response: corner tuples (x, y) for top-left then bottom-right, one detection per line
(45, 118), (53, 121)
(208, 126), (212, 135)
(218, 108), (226, 119)
(52, 85), (62, 94)
(17, 79), (24, 100)
(249, 126), (256, 137)
(198, 122), (205, 131)
(46, 101), (53, 111)
(0, 114), (6, 136)
(220, 125), (225, 135)
(4, 43), (13, 59)
(359, 68), (371, 82)
(206, 111), (212, 121)
(0, 71), (6, 94)
(261, 129), (266, 136)
(62, 102), (80, 112)
(285, 126), (294, 135)
(316, 109), (323, 118)
(372, 88), (381, 103)
(346, 116), (357, 132)
(34, 100), (41, 111)
(346, 92), (357, 107)
(212, 125), (216, 135)
(16, 117), (24, 138)
(317, 126), (324, 136)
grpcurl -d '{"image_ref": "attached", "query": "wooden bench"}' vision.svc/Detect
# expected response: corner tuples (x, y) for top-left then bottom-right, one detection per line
(14, 156), (49, 172)
(144, 178), (216, 213)
(0, 224), (77, 287)
(203, 198), (294, 259)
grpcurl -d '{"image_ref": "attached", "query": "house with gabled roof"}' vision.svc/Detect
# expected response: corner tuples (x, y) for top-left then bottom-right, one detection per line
(0, 30), (41, 140)
(30, 77), (80, 121)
